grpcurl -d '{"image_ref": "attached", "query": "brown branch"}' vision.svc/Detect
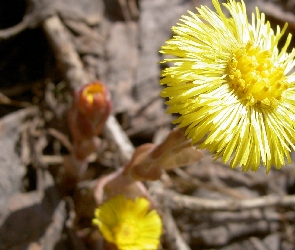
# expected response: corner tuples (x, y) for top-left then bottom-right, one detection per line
(118, 0), (132, 21)
(0, 14), (34, 41)
(155, 188), (295, 212)
(162, 207), (191, 250)
(42, 15), (89, 90)
(173, 167), (247, 199)
(104, 115), (135, 163)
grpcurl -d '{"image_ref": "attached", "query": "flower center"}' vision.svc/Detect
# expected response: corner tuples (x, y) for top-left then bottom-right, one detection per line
(82, 83), (104, 104)
(114, 221), (138, 245)
(226, 42), (288, 106)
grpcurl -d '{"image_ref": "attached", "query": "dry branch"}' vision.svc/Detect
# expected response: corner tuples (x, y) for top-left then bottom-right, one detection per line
(155, 188), (295, 212)
(42, 15), (89, 90)
(162, 207), (191, 250)
(0, 14), (34, 41)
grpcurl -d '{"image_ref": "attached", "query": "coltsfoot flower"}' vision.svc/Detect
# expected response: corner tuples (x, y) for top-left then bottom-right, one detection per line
(68, 81), (111, 160)
(68, 81), (112, 141)
(160, 0), (295, 172)
(93, 195), (162, 250)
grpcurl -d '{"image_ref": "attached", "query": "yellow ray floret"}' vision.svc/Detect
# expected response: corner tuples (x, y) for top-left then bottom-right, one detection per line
(160, 0), (295, 173)
(93, 195), (162, 250)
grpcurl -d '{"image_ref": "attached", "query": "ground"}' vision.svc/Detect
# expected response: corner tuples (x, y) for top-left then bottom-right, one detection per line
(0, 0), (295, 249)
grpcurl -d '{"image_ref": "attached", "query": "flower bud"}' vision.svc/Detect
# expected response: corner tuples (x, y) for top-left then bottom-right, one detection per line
(77, 82), (111, 122)
(63, 81), (112, 187)
(68, 81), (112, 142)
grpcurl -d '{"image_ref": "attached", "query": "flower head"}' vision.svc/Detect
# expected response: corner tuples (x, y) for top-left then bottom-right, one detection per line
(160, 0), (295, 172)
(68, 81), (112, 141)
(93, 195), (162, 250)
(76, 81), (111, 121)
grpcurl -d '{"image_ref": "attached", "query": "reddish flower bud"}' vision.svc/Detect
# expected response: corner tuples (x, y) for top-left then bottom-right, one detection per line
(67, 81), (112, 165)
(77, 82), (111, 122)
(62, 82), (112, 192)
(68, 81), (112, 142)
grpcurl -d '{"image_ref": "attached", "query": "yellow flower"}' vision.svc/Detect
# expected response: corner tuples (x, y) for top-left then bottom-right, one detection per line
(93, 195), (162, 250)
(160, 0), (295, 172)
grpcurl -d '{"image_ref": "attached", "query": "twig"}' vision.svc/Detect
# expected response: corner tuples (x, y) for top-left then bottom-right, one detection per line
(104, 115), (134, 163)
(0, 14), (34, 41)
(127, 0), (139, 20)
(41, 153), (97, 166)
(47, 128), (73, 152)
(173, 168), (247, 199)
(63, 19), (104, 43)
(162, 206), (191, 250)
(118, 0), (132, 21)
(42, 15), (89, 90)
(0, 92), (31, 107)
(155, 189), (295, 212)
